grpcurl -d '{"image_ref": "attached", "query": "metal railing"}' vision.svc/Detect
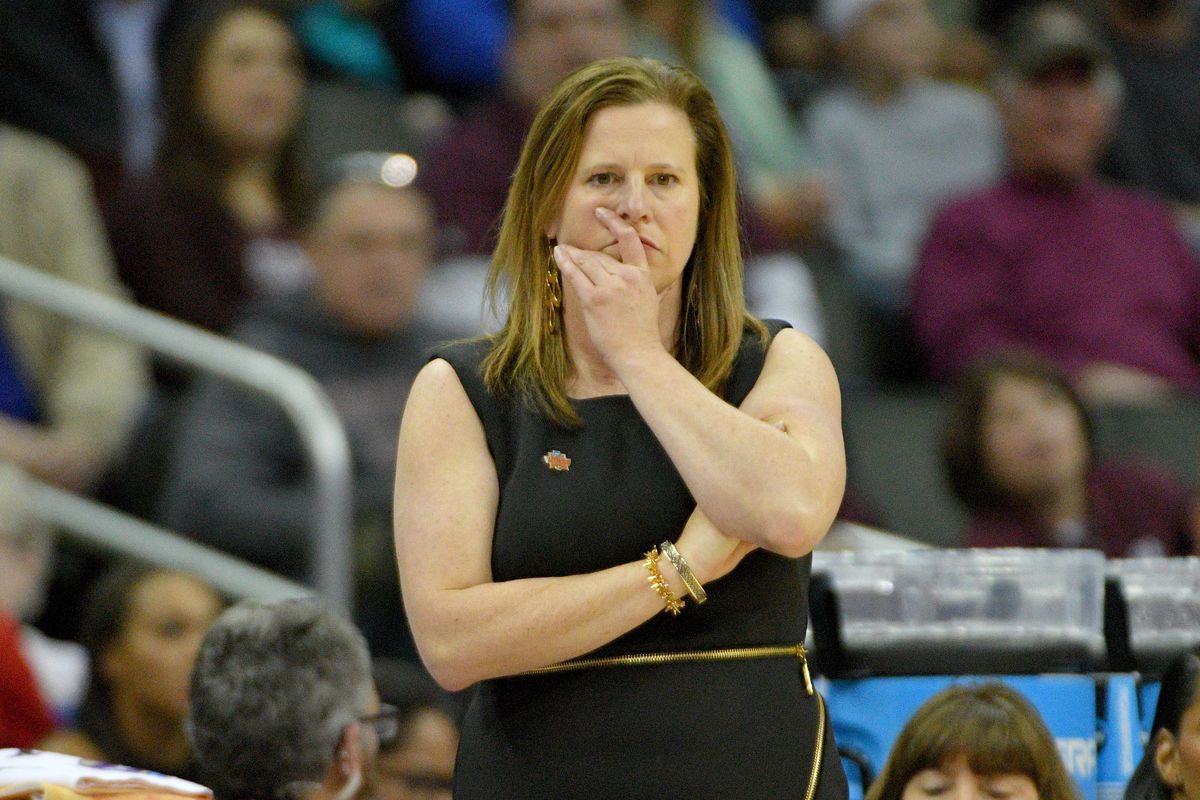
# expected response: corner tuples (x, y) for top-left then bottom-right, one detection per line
(31, 480), (313, 602)
(0, 255), (354, 611)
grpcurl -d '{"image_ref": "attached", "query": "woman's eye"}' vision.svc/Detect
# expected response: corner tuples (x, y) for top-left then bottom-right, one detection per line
(588, 173), (616, 186)
(653, 174), (677, 186)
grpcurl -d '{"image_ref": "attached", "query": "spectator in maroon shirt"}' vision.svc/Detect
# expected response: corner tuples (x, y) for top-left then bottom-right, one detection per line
(942, 351), (1200, 556)
(911, 2), (1200, 405)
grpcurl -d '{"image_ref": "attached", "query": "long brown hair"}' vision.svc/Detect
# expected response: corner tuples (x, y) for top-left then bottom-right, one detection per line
(157, 0), (312, 227)
(483, 56), (764, 427)
(866, 683), (1080, 800)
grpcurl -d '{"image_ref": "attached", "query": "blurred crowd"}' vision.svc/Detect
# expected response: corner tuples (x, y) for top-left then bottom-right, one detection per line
(0, 0), (1198, 794)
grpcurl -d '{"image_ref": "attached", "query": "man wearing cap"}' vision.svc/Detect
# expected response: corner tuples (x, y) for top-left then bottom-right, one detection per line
(911, 2), (1200, 404)
(157, 159), (447, 660)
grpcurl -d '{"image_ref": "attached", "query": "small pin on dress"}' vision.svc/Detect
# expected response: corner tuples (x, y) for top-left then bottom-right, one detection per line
(542, 450), (571, 471)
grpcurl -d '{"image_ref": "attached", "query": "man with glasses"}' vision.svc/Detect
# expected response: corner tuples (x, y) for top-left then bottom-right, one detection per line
(187, 597), (400, 800)
(158, 154), (447, 662)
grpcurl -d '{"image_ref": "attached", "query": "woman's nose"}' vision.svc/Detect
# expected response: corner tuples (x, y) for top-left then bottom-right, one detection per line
(956, 781), (983, 800)
(615, 180), (647, 222)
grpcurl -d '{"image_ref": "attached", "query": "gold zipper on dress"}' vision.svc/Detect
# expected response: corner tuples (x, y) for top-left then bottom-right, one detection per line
(517, 642), (827, 797)
(516, 642), (815, 696)
(806, 692), (827, 800)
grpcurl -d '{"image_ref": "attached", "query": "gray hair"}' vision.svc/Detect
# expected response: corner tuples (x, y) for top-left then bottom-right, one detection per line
(187, 598), (373, 800)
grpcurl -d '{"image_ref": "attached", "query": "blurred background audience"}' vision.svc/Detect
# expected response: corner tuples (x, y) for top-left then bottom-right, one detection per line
(370, 659), (458, 800)
(103, 0), (312, 352)
(38, 562), (223, 779)
(808, 0), (1003, 383)
(942, 352), (1200, 556)
(1125, 648), (1200, 800)
(0, 125), (149, 495)
(1092, 0), (1200, 252)
(0, 0), (202, 199)
(0, 464), (71, 749)
(95, 0), (311, 520)
(395, 0), (759, 103)
(912, 2), (1200, 406)
(157, 156), (444, 659)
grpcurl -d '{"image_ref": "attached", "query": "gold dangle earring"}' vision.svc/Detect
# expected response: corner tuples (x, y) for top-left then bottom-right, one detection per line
(544, 247), (562, 335)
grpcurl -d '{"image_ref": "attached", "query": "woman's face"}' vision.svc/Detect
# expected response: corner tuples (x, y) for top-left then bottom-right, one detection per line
(979, 374), (1089, 501)
(1158, 689), (1200, 800)
(196, 8), (304, 158)
(546, 102), (701, 295)
(102, 572), (223, 719)
(846, 0), (939, 82)
(903, 757), (1040, 800)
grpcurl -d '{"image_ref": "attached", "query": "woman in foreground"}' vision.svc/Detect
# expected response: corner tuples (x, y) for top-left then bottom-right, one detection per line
(393, 56), (846, 797)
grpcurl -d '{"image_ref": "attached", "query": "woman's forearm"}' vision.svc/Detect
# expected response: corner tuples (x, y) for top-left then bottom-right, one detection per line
(405, 555), (685, 692)
(611, 331), (845, 556)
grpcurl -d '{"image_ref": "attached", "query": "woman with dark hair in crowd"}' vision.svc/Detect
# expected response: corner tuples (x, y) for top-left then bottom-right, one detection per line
(96, 0), (312, 516)
(38, 562), (223, 778)
(1126, 649), (1200, 800)
(942, 351), (1200, 555)
(103, 0), (312, 353)
(867, 682), (1079, 800)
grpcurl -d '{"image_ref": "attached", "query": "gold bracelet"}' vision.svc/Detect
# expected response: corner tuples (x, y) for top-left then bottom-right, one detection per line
(659, 540), (707, 604)
(643, 548), (684, 616)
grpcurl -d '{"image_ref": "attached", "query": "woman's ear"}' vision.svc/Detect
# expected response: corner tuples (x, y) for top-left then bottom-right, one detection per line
(1156, 729), (1183, 791)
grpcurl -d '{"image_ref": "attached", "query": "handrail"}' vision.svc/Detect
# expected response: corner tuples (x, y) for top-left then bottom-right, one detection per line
(0, 255), (354, 612)
(31, 480), (313, 603)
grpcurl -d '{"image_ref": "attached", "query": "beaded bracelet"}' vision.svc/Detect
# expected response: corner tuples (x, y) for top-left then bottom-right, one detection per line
(660, 540), (707, 604)
(643, 547), (685, 616)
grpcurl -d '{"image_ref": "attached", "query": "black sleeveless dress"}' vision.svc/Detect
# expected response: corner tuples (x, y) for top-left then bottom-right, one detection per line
(435, 320), (847, 800)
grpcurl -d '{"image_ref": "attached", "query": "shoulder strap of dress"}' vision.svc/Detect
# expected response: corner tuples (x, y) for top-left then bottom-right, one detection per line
(430, 338), (515, 480)
(723, 318), (792, 406)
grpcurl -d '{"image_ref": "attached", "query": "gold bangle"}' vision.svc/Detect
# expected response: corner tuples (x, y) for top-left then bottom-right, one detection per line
(643, 548), (685, 616)
(660, 540), (707, 604)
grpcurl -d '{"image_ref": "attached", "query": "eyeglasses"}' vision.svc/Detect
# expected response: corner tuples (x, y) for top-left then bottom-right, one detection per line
(360, 703), (401, 749)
